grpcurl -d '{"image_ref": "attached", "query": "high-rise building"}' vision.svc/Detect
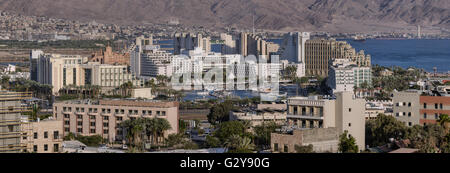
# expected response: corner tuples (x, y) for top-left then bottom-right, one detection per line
(278, 32), (310, 77)
(305, 39), (371, 77)
(327, 59), (372, 93)
(237, 33), (277, 58)
(174, 33), (211, 55)
(0, 91), (32, 153)
(140, 46), (174, 78)
(30, 50), (44, 81)
(286, 92), (366, 151)
(130, 35), (153, 77)
(220, 33), (236, 55)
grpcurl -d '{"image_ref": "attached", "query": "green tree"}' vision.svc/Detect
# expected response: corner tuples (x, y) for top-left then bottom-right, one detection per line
(338, 131), (359, 153)
(365, 114), (408, 147)
(253, 122), (279, 149)
(207, 100), (233, 124)
(225, 134), (254, 153)
(213, 121), (246, 142)
(206, 135), (221, 148)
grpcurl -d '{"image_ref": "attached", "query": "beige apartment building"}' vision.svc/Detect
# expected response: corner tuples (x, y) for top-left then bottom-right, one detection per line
(238, 33), (278, 57)
(305, 39), (371, 77)
(22, 119), (63, 153)
(0, 91), (32, 153)
(271, 127), (339, 153)
(393, 91), (421, 126)
(393, 90), (449, 126)
(286, 92), (366, 151)
(53, 99), (179, 142)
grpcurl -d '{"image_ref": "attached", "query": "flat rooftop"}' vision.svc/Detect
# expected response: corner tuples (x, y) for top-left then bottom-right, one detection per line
(56, 99), (178, 108)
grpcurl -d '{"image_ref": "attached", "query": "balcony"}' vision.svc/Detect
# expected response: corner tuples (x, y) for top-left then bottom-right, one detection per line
(287, 113), (324, 120)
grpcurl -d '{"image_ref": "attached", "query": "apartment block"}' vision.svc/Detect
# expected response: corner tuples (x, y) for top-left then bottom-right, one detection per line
(0, 91), (31, 153)
(174, 33), (211, 55)
(419, 96), (450, 125)
(22, 119), (63, 153)
(327, 59), (372, 93)
(286, 92), (366, 151)
(53, 99), (179, 142)
(393, 91), (422, 126)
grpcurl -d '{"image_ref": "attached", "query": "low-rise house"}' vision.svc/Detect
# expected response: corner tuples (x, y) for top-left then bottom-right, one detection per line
(271, 128), (339, 153)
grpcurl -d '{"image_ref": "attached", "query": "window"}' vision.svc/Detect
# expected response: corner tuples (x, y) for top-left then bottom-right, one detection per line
(44, 144), (48, 151)
(54, 144), (59, 152)
(349, 108), (352, 112)
(103, 116), (109, 120)
(440, 104), (443, 109)
(435, 103), (438, 109)
(77, 121), (83, 126)
(408, 112), (411, 117)
(408, 102), (411, 107)
(64, 114), (70, 118)
(284, 144), (288, 153)
(77, 115), (82, 119)
(103, 123), (109, 127)
(34, 132), (38, 139)
(54, 131), (59, 139)
(408, 122), (412, 126)
(435, 114), (439, 120)
(424, 103), (427, 109)
(90, 122), (96, 126)
(90, 116), (96, 119)
(33, 145), (38, 152)
(348, 123), (352, 127)
(65, 128), (70, 132)
(424, 113), (427, 119)
(77, 128), (82, 133)
(103, 129), (109, 134)
(44, 131), (48, 139)
(65, 121), (70, 125)
(116, 117), (122, 121)
(90, 129), (96, 133)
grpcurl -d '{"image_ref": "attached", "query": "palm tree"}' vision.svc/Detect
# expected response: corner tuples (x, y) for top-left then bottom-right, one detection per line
(156, 118), (172, 144)
(438, 114), (450, 131)
(30, 104), (41, 121)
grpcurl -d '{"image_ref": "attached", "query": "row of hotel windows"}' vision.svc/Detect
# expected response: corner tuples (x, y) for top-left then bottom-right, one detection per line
(25, 131), (60, 140)
(396, 102), (444, 109)
(423, 103), (444, 109)
(32, 144), (60, 152)
(396, 112), (442, 119)
(62, 107), (166, 116)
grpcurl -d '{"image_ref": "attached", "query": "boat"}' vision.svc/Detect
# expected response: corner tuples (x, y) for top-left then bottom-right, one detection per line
(353, 35), (366, 42)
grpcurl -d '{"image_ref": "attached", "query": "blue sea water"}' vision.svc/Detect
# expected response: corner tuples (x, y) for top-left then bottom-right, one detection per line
(161, 39), (450, 73)
(343, 39), (450, 73)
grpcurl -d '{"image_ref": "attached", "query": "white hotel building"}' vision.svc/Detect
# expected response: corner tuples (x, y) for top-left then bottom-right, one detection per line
(327, 59), (372, 94)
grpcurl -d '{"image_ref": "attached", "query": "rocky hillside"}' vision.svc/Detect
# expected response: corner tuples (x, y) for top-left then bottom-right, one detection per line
(0, 0), (448, 32)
